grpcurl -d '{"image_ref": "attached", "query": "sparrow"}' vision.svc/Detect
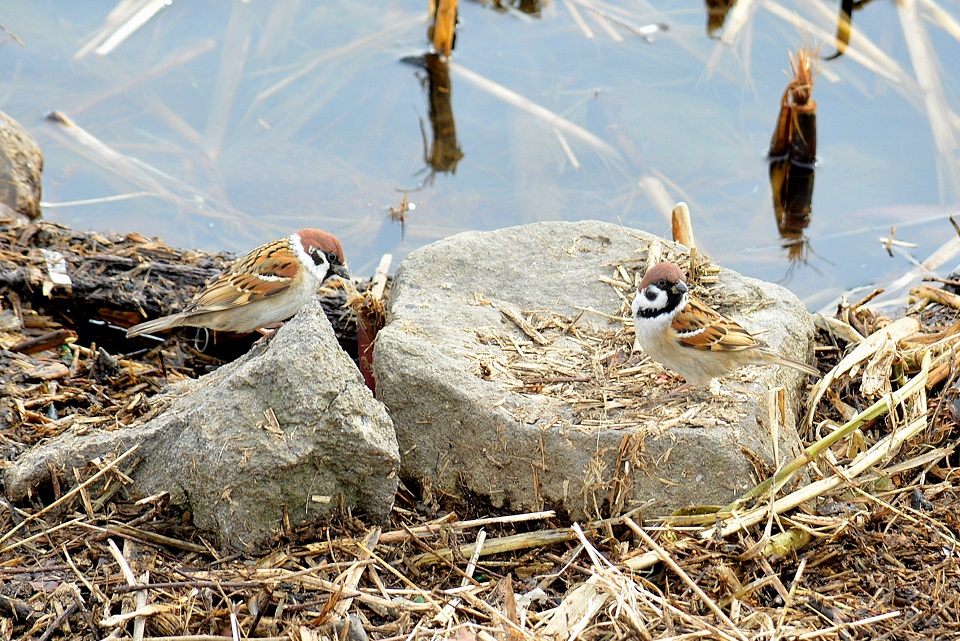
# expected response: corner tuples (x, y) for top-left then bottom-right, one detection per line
(126, 228), (349, 337)
(630, 261), (818, 388)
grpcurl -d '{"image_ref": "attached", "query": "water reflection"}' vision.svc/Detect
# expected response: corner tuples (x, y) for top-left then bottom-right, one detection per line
(825, 0), (877, 60)
(704, 0), (736, 38)
(768, 48), (818, 265)
(403, 54), (464, 185)
(1, 0), (955, 308)
(420, 54), (464, 177)
(769, 159), (814, 264)
(489, 0), (544, 16)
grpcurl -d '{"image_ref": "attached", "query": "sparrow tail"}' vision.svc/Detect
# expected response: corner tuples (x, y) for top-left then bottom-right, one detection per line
(126, 315), (180, 338)
(762, 351), (819, 377)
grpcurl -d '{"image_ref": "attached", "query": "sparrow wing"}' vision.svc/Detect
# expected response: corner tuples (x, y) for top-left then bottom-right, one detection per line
(672, 296), (762, 352)
(184, 238), (298, 312)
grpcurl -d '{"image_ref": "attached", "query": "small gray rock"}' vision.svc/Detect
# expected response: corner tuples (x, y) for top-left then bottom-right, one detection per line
(375, 221), (814, 520)
(4, 298), (399, 550)
(0, 111), (43, 220)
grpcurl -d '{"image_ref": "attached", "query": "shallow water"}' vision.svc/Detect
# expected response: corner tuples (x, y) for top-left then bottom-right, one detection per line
(2, 0), (958, 310)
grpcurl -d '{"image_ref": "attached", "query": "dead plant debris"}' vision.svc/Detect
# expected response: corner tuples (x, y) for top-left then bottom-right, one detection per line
(3, 219), (960, 639)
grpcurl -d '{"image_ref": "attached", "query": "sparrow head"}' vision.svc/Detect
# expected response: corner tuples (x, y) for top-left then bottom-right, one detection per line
(294, 228), (350, 281)
(632, 261), (689, 320)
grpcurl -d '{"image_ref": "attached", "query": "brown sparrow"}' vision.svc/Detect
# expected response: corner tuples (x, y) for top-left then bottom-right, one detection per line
(630, 261), (818, 388)
(126, 228), (349, 337)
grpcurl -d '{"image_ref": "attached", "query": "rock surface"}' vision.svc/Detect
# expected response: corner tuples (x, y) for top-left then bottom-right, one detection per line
(375, 221), (815, 520)
(4, 298), (399, 550)
(0, 111), (43, 220)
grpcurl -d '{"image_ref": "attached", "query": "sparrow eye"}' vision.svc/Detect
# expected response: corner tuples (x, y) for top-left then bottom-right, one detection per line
(657, 278), (668, 289)
(327, 251), (339, 264)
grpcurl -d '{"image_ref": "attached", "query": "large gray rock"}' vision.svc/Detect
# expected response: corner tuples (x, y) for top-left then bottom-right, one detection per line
(5, 298), (399, 550)
(375, 221), (815, 520)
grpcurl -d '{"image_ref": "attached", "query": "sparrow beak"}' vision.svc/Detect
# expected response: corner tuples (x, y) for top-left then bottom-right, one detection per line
(331, 263), (351, 281)
(673, 280), (689, 295)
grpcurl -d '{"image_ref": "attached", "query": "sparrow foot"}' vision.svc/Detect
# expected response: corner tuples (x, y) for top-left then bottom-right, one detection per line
(663, 382), (692, 397)
(253, 322), (285, 343)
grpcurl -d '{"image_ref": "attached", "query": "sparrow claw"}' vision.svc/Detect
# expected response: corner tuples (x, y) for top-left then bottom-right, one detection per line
(253, 324), (282, 344)
(662, 382), (692, 398)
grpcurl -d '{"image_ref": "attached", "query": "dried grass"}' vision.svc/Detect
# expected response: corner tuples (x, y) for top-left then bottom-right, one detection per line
(4, 242), (960, 640)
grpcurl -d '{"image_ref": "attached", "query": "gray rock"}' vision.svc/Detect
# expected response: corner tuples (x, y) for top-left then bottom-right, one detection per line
(0, 111), (43, 220)
(374, 221), (815, 520)
(4, 298), (399, 550)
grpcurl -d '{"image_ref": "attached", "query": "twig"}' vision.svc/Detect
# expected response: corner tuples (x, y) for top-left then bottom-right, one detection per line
(625, 518), (749, 641)
(410, 528), (579, 567)
(796, 610), (901, 639)
(480, 295), (549, 346)
(0, 444), (140, 548)
(0, 517), (85, 555)
(37, 601), (80, 641)
(356, 543), (444, 613)
(102, 523), (209, 554)
(435, 528), (487, 625)
(378, 510), (553, 544)
(113, 580), (263, 594)
(333, 527), (381, 617)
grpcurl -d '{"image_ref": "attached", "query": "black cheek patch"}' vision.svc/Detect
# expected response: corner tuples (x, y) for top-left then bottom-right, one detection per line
(310, 249), (325, 266)
(645, 289), (658, 301)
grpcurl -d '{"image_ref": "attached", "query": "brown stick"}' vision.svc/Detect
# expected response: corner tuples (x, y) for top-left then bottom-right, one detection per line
(10, 329), (77, 354)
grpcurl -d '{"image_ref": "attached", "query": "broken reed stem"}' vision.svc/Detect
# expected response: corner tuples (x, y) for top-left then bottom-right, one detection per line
(379, 510), (554, 544)
(434, 529), (489, 626)
(411, 509), (637, 567)
(370, 253), (392, 300)
(411, 528), (579, 567)
(796, 610), (902, 639)
(1, 517), (85, 555)
(769, 46), (818, 162)
(0, 444), (140, 550)
(671, 201), (697, 249)
(431, 0), (457, 57)
(705, 408), (929, 539)
(724, 353), (929, 514)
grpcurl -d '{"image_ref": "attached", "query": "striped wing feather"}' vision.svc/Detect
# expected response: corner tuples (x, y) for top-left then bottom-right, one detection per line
(672, 296), (761, 352)
(184, 238), (297, 312)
